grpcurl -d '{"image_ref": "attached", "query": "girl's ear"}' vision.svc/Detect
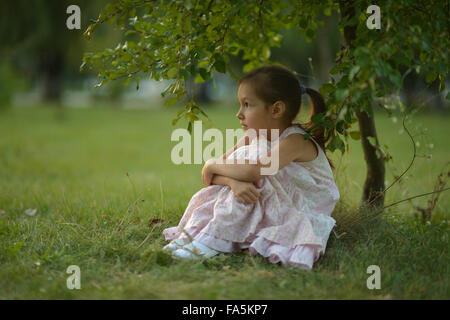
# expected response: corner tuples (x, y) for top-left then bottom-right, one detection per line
(270, 101), (286, 119)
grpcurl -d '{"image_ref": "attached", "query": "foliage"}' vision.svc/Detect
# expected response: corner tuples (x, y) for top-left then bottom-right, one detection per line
(82, 0), (449, 156)
(0, 0), (122, 101)
(324, 0), (449, 155)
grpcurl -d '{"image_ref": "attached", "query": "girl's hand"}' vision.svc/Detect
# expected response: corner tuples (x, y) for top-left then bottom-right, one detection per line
(229, 179), (261, 205)
(202, 158), (216, 186)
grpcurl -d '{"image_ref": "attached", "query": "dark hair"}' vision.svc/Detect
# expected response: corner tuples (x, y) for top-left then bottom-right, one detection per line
(238, 64), (334, 169)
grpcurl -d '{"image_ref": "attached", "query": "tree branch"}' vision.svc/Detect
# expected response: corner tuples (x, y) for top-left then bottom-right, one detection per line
(380, 187), (450, 212)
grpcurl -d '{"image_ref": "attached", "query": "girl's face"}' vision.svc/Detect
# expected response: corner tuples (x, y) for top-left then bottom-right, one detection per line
(236, 82), (273, 133)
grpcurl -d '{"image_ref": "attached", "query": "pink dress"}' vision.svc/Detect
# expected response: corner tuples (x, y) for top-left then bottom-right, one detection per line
(163, 125), (340, 269)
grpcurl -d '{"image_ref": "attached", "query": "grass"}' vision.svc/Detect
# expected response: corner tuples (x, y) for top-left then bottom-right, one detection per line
(0, 104), (449, 299)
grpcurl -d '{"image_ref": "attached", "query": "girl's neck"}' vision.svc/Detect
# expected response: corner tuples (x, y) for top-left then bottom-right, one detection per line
(264, 122), (291, 141)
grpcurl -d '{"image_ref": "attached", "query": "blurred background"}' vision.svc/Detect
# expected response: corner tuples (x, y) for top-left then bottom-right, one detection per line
(0, 0), (448, 212)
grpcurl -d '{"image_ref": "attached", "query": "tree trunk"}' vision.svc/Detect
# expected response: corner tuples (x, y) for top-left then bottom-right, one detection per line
(39, 51), (64, 104)
(339, 0), (386, 209)
(355, 107), (386, 208)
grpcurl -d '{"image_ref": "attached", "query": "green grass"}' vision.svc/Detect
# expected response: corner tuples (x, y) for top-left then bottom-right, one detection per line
(0, 104), (449, 299)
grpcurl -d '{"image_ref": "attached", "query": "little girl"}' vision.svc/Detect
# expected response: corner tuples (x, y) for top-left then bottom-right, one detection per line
(162, 65), (340, 270)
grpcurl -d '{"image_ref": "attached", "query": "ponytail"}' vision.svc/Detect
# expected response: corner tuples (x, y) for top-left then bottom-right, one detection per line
(299, 87), (335, 170)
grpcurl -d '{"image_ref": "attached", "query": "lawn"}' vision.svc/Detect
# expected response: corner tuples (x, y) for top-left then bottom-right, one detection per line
(0, 104), (448, 299)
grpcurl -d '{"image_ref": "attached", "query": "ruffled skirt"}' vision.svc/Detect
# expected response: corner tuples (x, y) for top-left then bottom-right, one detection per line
(162, 183), (336, 270)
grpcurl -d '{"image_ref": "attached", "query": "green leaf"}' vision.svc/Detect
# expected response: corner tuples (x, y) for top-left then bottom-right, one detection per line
(124, 77), (132, 86)
(327, 134), (345, 154)
(180, 69), (190, 79)
(177, 109), (185, 117)
(348, 65), (360, 81)
(199, 68), (210, 81)
(95, 79), (106, 88)
(366, 136), (377, 147)
(164, 96), (178, 107)
(375, 149), (382, 159)
(425, 71), (437, 84)
(319, 83), (335, 95)
(388, 72), (402, 88)
(306, 28), (315, 39)
(336, 120), (346, 134)
(214, 58), (226, 73)
(194, 74), (205, 83)
(335, 89), (349, 101)
(167, 68), (178, 78)
(349, 131), (361, 140)
(330, 64), (343, 75)
(161, 83), (174, 97)
(199, 108), (209, 119)
(311, 113), (325, 123)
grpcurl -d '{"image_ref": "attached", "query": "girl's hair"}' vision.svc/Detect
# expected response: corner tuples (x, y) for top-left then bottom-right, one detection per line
(238, 65), (334, 169)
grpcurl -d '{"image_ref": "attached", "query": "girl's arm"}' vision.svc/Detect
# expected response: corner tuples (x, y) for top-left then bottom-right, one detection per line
(210, 174), (261, 204)
(201, 132), (256, 185)
(205, 161), (261, 183)
(210, 174), (236, 188)
(203, 133), (316, 184)
(202, 131), (257, 185)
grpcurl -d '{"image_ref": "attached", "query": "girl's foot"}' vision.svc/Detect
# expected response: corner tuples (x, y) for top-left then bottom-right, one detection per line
(162, 238), (189, 252)
(172, 240), (220, 259)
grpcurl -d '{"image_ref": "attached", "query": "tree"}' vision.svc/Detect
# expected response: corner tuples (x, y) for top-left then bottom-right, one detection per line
(0, 0), (115, 104)
(1, 1), (76, 103)
(82, 0), (449, 209)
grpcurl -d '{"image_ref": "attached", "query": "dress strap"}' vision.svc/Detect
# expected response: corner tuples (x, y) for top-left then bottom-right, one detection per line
(279, 124), (308, 139)
(280, 125), (323, 159)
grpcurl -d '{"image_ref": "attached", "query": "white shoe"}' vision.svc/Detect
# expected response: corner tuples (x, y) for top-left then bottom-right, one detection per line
(163, 238), (189, 252)
(172, 240), (220, 260)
